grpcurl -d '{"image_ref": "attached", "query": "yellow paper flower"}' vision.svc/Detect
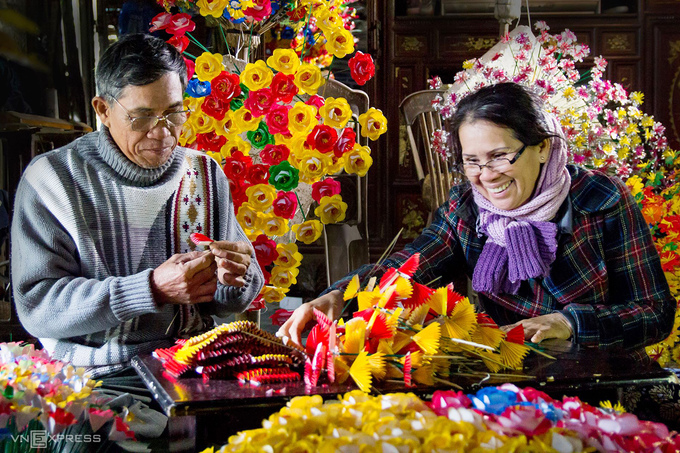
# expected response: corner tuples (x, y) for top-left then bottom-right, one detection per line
(240, 60), (274, 92)
(325, 27), (355, 59)
(319, 97), (353, 129)
(194, 52), (224, 82)
(292, 219), (323, 244)
(267, 48), (301, 75)
(270, 265), (300, 288)
(298, 150), (333, 184)
(260, 213), (290, 236)
(294, 63), (326, 96)
(288, 102), (318, 135)
(349, 350), (372, 392)
(412, 322), (441, 355)
(232, 107), (260, 132)
(344, 275), (361, 301)
(196, 0), (228, 18)
(245, 184), (277, 211)
(344, 145), (373, 176)
(187, 110), (216, 134)
(343, 317), (367, 354)
(314, 194), (348, 224)
(220, 134), (251, 158)
(315, 6), (343, 34)
(274, 243), (303, 268)
(236, 202), (262, 230)
(358, 108), (388, 141)
(262, 285), (288, 303)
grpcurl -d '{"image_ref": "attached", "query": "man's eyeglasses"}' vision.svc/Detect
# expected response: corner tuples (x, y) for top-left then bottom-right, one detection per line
(113, 98), (190, 132)
(457, 143), (528, 177)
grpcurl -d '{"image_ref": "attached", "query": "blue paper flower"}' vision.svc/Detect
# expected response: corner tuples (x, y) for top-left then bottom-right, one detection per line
(186, 78), (211, 98)
(281, 26), (296, 40)
(468, 387), (518, 415)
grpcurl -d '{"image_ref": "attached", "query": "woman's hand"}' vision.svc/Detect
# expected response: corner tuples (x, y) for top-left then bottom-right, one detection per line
(501, 312), (573, 343)
(209, 241), (253, 287)
(276, 290), (344, 347)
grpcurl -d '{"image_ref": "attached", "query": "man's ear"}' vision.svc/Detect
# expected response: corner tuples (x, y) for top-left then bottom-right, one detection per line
(92, 96), (112, 128)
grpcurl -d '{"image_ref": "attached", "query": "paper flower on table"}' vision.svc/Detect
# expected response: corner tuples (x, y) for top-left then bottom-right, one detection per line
(0, 342), (140, 450)
(301, 253), (538, 393)
(153, 320), (305, 384)
(200, 385), (680, 452)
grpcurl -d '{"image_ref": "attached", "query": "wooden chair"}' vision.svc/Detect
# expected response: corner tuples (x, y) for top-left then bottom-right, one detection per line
(319, 79), (370, 287)
(399, 89), (464, 215)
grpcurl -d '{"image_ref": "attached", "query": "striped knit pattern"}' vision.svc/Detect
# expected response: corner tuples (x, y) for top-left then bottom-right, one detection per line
(11, 129), (264, 377)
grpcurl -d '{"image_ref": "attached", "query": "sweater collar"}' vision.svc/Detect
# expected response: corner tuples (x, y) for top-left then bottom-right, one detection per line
(96, 126), (184, 186)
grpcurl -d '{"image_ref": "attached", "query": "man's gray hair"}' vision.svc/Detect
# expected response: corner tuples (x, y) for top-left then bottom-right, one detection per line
(95, 33), (188, 102)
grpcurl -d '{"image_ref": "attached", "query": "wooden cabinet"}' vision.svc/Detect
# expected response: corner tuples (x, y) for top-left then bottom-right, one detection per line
(366, 1), (678, 250)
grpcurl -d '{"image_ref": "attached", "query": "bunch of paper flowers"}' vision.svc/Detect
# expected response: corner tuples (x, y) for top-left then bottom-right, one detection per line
(153, 320), (305, 383)
(302, 253), (536, 393)
(152, 1), (384, 308)
(200, 385), (680, 452)
(0, 342), (145, 451)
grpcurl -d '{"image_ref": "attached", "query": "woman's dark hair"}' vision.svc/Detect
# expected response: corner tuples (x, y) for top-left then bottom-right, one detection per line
(95, 33), (187, 102)
(448, 82), (558, 161)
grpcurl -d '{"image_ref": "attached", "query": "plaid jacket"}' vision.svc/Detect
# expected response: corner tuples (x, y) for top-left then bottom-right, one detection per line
(329, 165), (676, 349)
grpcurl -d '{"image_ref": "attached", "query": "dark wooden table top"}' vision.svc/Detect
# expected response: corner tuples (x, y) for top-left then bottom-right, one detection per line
(132, 339), (678, 418)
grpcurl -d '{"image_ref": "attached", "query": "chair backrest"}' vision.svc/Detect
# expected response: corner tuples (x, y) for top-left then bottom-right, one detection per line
(319, 79), (370, 287)
(400, 89), (463, 212)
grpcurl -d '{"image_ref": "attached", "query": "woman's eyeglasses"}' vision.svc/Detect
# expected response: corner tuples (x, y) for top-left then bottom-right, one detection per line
(457, 143), (528, 176)
(113, 98), (190, 132)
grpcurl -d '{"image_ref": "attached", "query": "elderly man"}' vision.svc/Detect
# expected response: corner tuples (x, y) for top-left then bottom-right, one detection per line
(11, 34), (264, 377)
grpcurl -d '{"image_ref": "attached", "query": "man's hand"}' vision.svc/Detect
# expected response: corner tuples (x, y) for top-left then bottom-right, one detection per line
(210, 241), (253, 287)
(151, 251), (217, 305)
(276, 290), (344, 347)
(501, 312), (573, 343)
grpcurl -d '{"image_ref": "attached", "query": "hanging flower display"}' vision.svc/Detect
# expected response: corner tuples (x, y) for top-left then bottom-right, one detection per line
(152, 1), (383, 307)
(430, 22), (680, 365)
(200, 385), (680, 452)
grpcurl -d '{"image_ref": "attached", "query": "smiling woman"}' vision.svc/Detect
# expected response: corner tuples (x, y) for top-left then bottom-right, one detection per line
(278, 81), (676, 354)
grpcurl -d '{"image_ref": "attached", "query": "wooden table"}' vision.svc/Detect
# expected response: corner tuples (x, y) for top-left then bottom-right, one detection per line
(131, 340), (678, 452)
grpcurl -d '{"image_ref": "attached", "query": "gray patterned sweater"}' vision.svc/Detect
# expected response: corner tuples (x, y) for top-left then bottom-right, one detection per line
(11, 129), (264, 376)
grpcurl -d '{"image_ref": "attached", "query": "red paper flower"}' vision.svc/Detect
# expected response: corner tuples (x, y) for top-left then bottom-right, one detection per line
(271, 72), (298, 103)
(311, 178), (341, 203)
(223, 151), (253, 181)
(167, 13), (195, 36)
(272, 191), (298, 219)
(306, 94), (325, 115)
(333, 127), (356, 157)
(228, 178), (248, 210)
(167, 34), (190, 53)
(246, 163), (270, 185)
(195, 131), (227, 152)
(348, 51), (375, 86)
(260, 144), (290, 166)
(210, 71), (242, 103)
(149, 12), (172, 32)
(270, 308), (294, 327)
(201, 94), (229, 121)
(252, 234), (279, 267)
(306, 124), (338, 154)
(244, 0), (272, 21)
(184, 57), (195, 79)
(265, 104), (292, 135)
(243, 88), (276, 117)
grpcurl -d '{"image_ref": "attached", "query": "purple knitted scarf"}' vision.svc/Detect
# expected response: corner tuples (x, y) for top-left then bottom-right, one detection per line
(471, 114), (571, 295)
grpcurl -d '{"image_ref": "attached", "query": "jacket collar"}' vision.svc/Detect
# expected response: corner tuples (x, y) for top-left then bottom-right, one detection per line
(452, 165), (621, 230)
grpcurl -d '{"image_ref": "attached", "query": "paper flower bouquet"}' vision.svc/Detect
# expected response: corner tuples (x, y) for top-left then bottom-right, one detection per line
(0, 342), (148, 451)
(152, 0), (384, 308)
(301, 253), (539, 393)
(201, 385), (680, 452)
